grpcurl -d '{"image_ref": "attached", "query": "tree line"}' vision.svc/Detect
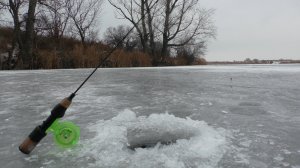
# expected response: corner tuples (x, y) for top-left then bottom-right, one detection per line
(0, 0), (215, 69)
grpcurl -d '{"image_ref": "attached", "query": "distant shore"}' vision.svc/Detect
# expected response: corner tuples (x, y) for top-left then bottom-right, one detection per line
(207, 59), (300, 65)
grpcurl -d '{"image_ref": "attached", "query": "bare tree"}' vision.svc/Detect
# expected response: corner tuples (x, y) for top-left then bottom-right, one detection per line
(1, 0), (43, 68)
(0, 0), (26, 69)
(108, 0), (159, 54)
(144, 0), (159, 56)
(158, 0), (215, 62)
(104, 25), (130, 48)
(0, 1), (23, 44)
(66, 0), (103, 44)
(21, 0), (38, 68)
(36, 0), (70, 40)
(104, 25), (138, 51)
(109, 0), (215, 64)
(176, 41), (206, 65)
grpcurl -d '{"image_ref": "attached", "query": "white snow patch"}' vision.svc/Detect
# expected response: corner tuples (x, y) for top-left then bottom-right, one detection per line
(42, 160), (55, 165)
(282, 162), (290, 167)
(274, 155), (284, 161)
(239, 139), (252, 148)
(282, 149), (292, 155)
(269, 140), (275, 145)
(221, 110), (229, 114)
(132, 106), (143, 110)
(234, 153), (250, 164)
(24, 155), (39, 162)
(74, 110), (229, 168)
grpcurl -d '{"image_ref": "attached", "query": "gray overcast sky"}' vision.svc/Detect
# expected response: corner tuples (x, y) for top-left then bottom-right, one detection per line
(101, 0), (300, 61)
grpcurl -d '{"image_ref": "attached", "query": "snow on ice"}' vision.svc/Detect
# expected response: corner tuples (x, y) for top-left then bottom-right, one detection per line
(72, 110), (229, 168)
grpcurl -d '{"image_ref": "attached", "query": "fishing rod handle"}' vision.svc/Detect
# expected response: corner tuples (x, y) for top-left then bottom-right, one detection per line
(19, 93), (75, 154)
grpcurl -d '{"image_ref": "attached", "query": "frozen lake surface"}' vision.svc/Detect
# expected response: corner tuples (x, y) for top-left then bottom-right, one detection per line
(0, 64), (300, 168)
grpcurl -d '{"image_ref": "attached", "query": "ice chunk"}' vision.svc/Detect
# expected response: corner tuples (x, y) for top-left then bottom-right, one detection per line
(76, 110), (229, 168)
(126, 113), (199, 148)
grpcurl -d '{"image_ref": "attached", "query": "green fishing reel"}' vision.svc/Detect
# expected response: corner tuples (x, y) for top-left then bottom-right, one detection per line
(47, 119), (80, 148)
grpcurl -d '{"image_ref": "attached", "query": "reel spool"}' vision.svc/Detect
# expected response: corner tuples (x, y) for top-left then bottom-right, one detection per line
(47, 120), (80, 148)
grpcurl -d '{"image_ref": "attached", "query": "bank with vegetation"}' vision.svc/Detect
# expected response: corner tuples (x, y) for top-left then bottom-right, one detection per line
(0, 0), (214, 70)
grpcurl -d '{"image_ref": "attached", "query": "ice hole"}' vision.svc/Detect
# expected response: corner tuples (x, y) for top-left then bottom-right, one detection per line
(126, 120), (196, 149)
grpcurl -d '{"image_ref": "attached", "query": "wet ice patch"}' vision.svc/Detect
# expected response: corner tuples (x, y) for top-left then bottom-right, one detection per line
(75, 109), (229, 168)
(238, 102), (261, 106)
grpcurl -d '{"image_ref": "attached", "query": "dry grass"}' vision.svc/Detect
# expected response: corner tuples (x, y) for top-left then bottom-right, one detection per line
(0, 27), (13, 52)
(36, 50), (61, 69)
(110, 50), (152, 67)
(1, 26), (206, 69)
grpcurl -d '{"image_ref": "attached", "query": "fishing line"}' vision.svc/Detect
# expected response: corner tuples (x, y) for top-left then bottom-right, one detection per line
(73, 25), (137, 94)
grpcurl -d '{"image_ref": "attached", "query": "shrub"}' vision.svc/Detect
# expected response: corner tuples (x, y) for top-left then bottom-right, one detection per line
(194, 57), (207, 65)
(36, 50), (60, 69)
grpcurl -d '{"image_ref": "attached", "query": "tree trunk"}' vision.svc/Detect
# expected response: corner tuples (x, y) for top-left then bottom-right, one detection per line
(23, 0), (38, 69)
(145, 0), (155, 57)
(7, 0), (23, 69)
(141, 0), (149, 53)
(161, 0), (171, 63)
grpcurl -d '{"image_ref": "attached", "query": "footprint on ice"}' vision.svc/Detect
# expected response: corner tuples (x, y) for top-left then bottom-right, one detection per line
(77, 109), (229, 167)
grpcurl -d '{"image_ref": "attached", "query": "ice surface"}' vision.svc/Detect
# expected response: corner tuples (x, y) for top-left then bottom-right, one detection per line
(1, 64), (300, 167)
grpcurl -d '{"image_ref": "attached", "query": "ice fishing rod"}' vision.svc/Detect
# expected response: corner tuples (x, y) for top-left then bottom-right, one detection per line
(19, 21), (139, 155)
